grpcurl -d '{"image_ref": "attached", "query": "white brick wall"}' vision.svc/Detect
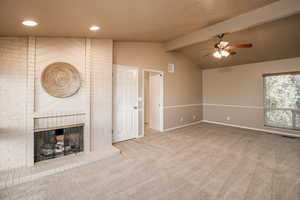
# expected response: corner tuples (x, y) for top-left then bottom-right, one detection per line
(0, 37), (113, 170)
(34, 113), (85, 130)
(0, 37), (28, 170)
(35, 37), (86, 114)
(90, 39), (113, 150)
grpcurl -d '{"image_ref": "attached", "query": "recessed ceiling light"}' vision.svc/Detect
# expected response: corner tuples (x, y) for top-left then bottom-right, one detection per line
(89, 25), (100, 31)
(22, 20), (38, 27)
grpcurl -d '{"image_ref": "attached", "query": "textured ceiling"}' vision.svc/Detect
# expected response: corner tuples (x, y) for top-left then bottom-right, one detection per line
(0, 0), (277, 42)
(179, 13), (300, 69)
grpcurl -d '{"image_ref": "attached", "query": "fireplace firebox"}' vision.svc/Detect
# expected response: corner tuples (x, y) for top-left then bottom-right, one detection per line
(34, 125), (84, 163)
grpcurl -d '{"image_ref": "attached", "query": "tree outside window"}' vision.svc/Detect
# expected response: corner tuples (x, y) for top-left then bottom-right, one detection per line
(264, 73), (300, 130)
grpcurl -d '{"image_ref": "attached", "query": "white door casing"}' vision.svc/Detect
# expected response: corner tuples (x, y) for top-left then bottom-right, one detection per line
(149, 73), (162, 131)
(113, 66), (139, 142)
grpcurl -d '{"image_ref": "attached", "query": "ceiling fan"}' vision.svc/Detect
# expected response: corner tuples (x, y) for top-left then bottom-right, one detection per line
(205, 33), (253, 59)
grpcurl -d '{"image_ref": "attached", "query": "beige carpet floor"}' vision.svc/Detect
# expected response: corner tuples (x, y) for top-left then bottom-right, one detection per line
(1, 123), (300, 200)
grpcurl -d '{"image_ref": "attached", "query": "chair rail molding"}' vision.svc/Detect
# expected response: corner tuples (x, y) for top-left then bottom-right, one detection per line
(164, 104), (202, 109)
(203, 103), (263, 109)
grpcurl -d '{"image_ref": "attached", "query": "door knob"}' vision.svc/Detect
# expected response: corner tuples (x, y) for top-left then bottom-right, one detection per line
(133, 106), (138, 109)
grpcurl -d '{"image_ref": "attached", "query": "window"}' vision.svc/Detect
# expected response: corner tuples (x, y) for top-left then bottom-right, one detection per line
(264, 72), (300, 130)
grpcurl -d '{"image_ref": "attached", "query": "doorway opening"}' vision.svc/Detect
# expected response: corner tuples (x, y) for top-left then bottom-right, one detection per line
(142, 70), (164, 137)
(112, 65), (163, 142)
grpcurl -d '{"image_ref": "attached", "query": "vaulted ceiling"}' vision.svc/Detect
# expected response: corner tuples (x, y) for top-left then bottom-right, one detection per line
(0, 0), (277, 42)
(179, 13), (300, 69)
(1, 0), (299, 69)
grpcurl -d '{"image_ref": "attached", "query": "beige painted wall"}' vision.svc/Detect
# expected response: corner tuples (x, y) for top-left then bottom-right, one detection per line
(202, 57), (300, 136)
(113, 42), (202, 129)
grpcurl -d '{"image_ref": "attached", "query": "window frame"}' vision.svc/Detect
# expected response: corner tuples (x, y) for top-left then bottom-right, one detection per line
(263, 71), (300, 131)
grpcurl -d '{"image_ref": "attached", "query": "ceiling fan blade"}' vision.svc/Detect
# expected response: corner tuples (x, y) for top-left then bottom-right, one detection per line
(203, 52), (213, 57)
(225, 44), (253, 50)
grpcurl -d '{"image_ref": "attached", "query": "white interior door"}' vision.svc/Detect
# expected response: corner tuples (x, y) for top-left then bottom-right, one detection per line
(149, 73), (162, 131)
(113, 66), (139, 142)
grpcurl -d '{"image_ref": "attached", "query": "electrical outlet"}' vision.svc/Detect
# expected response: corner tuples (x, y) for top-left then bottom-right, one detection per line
(193, 115), (197, 120)
(226, 116), (231, 121)
(180, 117), (184, 122)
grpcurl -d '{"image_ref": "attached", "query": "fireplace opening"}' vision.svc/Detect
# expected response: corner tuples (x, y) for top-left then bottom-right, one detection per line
(34, 125), (84, 163)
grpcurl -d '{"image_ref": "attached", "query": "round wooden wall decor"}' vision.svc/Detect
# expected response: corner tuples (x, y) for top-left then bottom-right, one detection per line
(41, 62), (81, 98)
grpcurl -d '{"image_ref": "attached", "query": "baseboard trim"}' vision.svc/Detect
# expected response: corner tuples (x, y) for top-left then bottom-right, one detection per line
(202, 120), (300, 138)
(164, 121), (202, 132)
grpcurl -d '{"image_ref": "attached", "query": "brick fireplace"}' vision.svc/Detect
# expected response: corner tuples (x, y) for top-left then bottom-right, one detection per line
(0, 37), (115, 171)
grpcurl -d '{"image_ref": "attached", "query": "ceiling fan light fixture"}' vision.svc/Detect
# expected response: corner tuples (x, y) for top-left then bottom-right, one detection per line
(213, 51), (222, 59)
(206, 33), (252, 59)
(219, 41), (229, 48)
(220, 50), (230, 57)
